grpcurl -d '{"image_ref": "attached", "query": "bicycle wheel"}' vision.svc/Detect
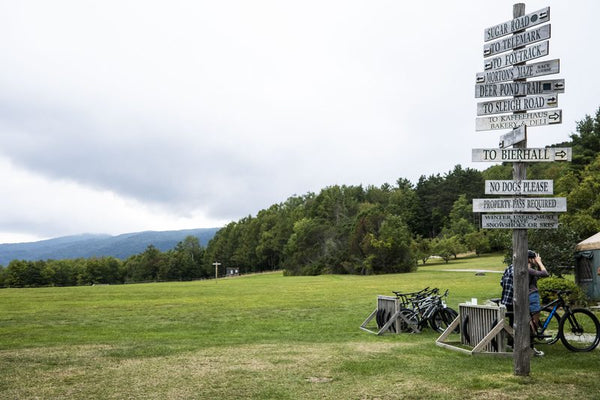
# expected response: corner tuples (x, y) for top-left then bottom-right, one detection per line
(559, 309), (600, 352)
(430, 308), (459, 333)
(534, 309), (561, 345)
(398, 308), (419, 333)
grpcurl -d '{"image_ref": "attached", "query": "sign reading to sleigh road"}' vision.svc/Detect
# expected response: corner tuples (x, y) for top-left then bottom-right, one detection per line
(477, 94), (557, 116)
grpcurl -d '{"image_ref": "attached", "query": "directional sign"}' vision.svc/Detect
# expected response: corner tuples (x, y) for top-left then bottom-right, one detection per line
(476, 59), (560, 84)
(484, 41), (549, 71)
(475, 79), (564, 98)
(481, 214), (558, 229)
(484, 7), (550, 42)
(473, 197), (566, 213)
(499, 125), (526, 148)
(476, 110), (562, 131)
(472, 147), (571, 162)
(484, 24), (550, 57)
(477, 94), (557, 116)
(485, 180), (554, 195)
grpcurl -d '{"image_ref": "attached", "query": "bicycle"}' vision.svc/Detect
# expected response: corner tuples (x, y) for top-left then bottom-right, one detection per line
(388, 287), (458, 333)
(533, 289), (600, 352)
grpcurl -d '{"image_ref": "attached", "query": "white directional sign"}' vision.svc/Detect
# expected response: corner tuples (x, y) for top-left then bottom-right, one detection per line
(475, 79), (564, 98)
(484, 7), (550, 42)
(481, 214), (558, 229)
(476, 110), (562, 131)
(485, 180), (554, 195)
(499, 126), (526, 148)
(484, 24), (550, 57)
(472, 147), (571, 162)
(484, 41), (549, 71)
(476, 59), (560, 84)
(477, 94), (557, 116)
(473, 197), (566, 213)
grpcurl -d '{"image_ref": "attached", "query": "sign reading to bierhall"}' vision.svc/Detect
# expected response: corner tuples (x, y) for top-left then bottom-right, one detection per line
(472, 147), (571, 162)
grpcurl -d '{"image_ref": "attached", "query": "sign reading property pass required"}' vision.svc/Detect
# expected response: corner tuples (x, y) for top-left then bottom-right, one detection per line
(473, 197), (566, 212)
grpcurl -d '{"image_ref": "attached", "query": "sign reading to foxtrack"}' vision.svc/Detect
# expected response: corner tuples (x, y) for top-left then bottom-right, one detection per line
(484, 24), (550, 57)
(477, 94), (557, 116)
(475, 79), (564, 98)
(472, 147), (571, 162)
(485, 180), (554, 195)
(481, 214), (558, 229)
(499, 126), (526, 148)
(484, 7), (550, 42)
(476, 110), (562, 131)
(476, 59), (560, 84)
(484, 41), (549, 71)
(473, 197), (566, 213)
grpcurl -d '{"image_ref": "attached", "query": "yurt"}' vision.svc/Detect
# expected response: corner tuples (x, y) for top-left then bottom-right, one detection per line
(574, 232), (600, 301)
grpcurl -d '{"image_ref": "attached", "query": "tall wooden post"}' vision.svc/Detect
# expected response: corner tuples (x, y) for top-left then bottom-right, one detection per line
(213, 261), (221, 282)
(511, 2), (531, 377)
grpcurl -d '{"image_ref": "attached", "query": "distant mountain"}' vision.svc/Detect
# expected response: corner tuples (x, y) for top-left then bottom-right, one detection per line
(0, 228), (220, 266)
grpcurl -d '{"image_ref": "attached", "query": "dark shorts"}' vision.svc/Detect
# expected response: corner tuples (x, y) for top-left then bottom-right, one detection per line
(529, 291), (541, 313)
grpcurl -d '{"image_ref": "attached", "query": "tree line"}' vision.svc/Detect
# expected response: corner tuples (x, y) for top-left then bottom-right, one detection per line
(2, 108), (600, 287)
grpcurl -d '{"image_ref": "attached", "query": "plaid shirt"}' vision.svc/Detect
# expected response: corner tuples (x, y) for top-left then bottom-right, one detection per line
(500, 264), (514, 306)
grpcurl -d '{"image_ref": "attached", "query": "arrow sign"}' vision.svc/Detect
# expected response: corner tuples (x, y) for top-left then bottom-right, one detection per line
(484, 7), (550, 42)
(499, 125), (526, 148)
(481, 214), (558, 229)
(473, 197), (566, 213)
(484, 41), (549, 71)
(472, 147), (572, 162)
(476, 110), (562, 131)
(476, 59), (560, 84)
(485, 180), (554, 195)
(484, 24), (550, 57)
(475, 79), (565, 98)
(477, 94), (558, 116)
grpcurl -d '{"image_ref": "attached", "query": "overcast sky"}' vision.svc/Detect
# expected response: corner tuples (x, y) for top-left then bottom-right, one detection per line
(0, 1), (598, 244)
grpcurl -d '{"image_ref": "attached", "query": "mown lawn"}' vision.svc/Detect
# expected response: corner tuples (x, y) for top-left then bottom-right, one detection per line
(1, 253), (598, 399)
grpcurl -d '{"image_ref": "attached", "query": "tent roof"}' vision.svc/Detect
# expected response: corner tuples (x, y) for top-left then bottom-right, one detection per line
(576, 232), (600, 251)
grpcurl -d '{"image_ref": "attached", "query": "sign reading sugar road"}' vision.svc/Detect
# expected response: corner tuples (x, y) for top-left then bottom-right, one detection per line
(476, 59), (560, 84)
(485, 41), (549, 71)
(485, 180), (554, 195)
(484, 7), (550, 42)
(477, 94), (557, 116)
(481, 214), (558, 229)
(484, 24), (550, 57)
(475, 79), (564, 98)
(472, 147), (571, 162)
(476, 110), (561, 131)
(473, 197), (566, 213)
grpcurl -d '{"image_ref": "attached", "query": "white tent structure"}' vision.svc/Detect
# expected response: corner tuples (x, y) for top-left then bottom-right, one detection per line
(575, 232), (600, 301)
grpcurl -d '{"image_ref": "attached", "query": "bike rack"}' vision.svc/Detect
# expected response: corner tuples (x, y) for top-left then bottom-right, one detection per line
(436, 303), (514, 356)
(360, 295), (420, 335)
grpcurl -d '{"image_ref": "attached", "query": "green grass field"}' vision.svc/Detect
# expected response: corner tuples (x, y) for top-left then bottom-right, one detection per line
(1, 254), (599, 399)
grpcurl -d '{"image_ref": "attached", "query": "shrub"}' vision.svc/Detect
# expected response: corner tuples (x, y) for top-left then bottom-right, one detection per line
(538, 276), (588, 306)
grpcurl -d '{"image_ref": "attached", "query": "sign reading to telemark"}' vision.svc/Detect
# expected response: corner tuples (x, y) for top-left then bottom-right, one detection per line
(477, 94), (557, 116)
(476, 110), (561, 131)
(485, 180), (554, 195)
(473, 197), (566, 213)
(476, 59), (560, 84)
(481, 214), (558, 229)
(472, 147), (571, 162)
(484, 7), (550, 42)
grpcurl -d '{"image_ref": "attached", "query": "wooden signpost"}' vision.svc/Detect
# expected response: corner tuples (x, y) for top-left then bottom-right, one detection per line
(472, 4), (567, 376)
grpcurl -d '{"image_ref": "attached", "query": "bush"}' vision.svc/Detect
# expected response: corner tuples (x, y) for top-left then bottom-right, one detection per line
(538, 276), (588, 306)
